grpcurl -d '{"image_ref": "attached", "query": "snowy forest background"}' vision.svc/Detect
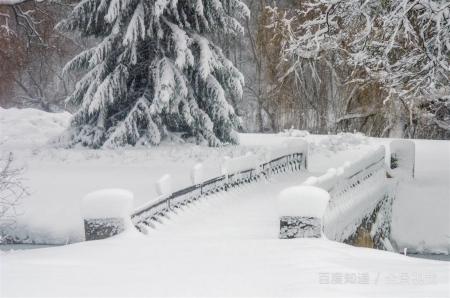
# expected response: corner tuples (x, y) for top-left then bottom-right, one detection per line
(1, 0), (450, 142)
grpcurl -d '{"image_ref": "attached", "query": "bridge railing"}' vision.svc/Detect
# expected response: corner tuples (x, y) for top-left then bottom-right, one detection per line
(131, 140), (309, 229)
(301, 146), (397, 248)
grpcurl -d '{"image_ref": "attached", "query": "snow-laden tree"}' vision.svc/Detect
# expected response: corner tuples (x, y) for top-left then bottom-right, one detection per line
(284, 0), (450, 135)
(52, 0), (249, 148)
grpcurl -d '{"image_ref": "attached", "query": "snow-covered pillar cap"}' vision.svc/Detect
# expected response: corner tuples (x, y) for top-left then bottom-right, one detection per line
(81, 189), (134, 241)
(277, 186), (330, 239)
(390, 140), (415, 178)
(81, 189), (134, 220)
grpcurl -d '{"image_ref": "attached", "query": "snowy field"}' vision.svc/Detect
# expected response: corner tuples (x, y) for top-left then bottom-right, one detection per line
(0, 107), (449, 296)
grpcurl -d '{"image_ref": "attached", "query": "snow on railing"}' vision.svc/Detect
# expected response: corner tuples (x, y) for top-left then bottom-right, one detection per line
(301, 146), (396, 243)
(131, 140), (308, 229)
(260, 139), (308, 177)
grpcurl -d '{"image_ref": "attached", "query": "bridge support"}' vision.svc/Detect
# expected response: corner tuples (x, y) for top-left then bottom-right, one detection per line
(277, 186), (329, 239)
(343, 194), (395, 251)
(81, 189), (134, 241)
(84, 218), (125, 241)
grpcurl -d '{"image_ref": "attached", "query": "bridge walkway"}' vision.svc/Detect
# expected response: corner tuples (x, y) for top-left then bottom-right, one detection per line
(146, 170), (316, 240)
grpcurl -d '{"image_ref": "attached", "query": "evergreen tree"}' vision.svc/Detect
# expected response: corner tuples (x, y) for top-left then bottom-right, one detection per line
(52, 0), (249, 148)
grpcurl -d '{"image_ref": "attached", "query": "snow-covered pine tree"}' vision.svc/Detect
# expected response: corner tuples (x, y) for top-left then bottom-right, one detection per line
(52, 0), (249, 148)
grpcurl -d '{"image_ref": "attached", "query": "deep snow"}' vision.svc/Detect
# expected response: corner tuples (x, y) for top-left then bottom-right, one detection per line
(1, 173), (448, 297)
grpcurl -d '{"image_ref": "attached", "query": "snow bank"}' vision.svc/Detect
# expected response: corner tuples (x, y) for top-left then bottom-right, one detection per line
(156, 174), (171, 196)
(190, 163), (204, 185)
(222, 152), (256, 175)
(277, 186), (329, 218)
(268, 139), (308, 161)
(0, 107), (71, 151)
(81, 189), (134, 220)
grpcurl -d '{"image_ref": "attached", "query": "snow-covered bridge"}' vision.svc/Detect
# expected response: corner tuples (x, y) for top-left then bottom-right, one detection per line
(83, 139), (411, 253)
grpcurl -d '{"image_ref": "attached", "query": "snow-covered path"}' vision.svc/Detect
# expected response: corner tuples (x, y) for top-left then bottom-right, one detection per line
(2, 171), (449, 297)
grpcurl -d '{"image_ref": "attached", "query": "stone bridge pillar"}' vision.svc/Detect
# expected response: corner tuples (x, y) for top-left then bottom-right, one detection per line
(277, 186), (329, 239)
(81, 189), (134, 241)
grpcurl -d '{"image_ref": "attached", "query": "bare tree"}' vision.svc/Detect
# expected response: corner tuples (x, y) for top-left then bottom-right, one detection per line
(0, 150), (31, 241)
(0, 0), (83, 112)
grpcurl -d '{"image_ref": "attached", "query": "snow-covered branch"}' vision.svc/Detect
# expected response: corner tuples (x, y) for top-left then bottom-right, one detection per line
(53, 0), (248, 148)
(0, 0), (44, 5)
(287, 0), (450, 102)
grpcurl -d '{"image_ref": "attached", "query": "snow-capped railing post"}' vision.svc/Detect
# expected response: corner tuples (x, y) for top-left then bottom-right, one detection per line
(81, 189), (134, 241)
(191, 163), (204, 193)
(156, 174), (172, 210)
(277, 186), (330, 239)
(390, 140), (415, 178)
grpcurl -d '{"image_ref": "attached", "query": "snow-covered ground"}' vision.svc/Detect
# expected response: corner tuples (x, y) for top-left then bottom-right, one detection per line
(2, 173), (449, 297)
(0, 107), (71, 150)
(0, 107), (449, 296)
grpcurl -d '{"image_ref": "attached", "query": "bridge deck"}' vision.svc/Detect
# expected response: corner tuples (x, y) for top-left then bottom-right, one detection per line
(149, 171), (314, 240)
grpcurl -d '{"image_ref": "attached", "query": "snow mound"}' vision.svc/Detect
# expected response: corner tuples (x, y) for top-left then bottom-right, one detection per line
(81, 189), (134, 220)
(0, 107), (71, 151)
(277, 186), (329, 218)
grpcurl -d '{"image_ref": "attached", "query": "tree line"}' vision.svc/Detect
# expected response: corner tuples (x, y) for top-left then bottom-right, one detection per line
(1, 0), (449, 143)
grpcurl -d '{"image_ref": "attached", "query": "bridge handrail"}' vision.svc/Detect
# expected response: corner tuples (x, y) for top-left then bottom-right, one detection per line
(131, 140), (309, 227)
(300, 146), (396, 242)
(302, 146), (386, 192)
